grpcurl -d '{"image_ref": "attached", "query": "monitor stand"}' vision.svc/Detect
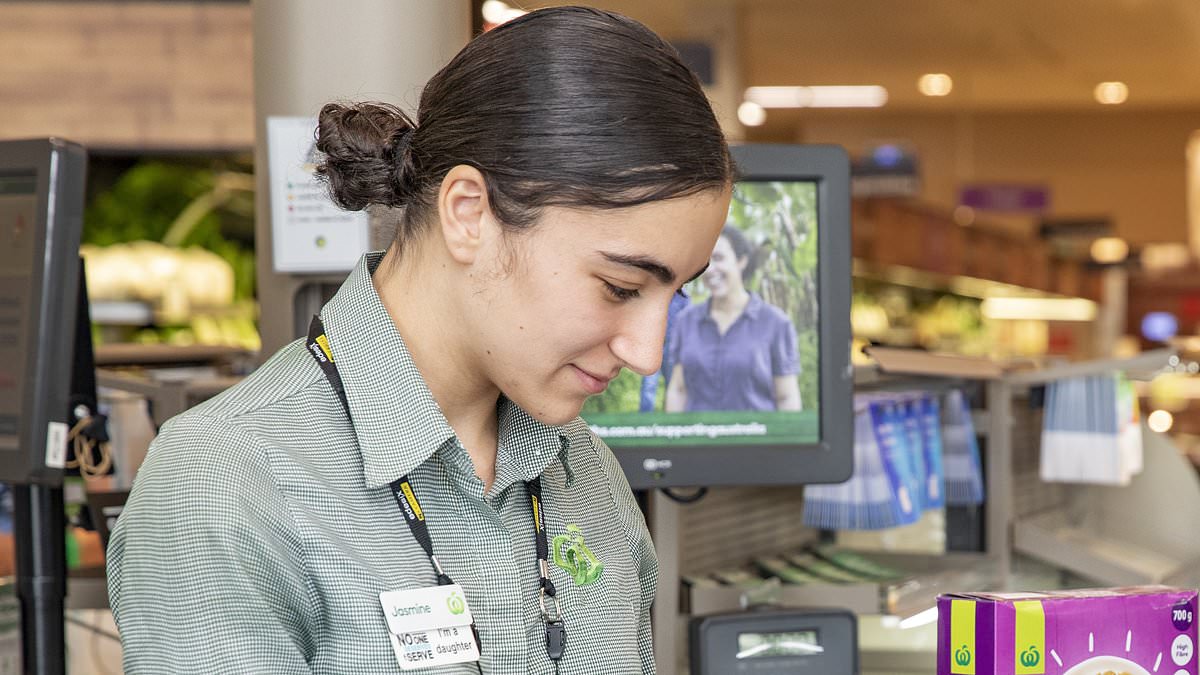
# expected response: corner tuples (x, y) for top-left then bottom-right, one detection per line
(13, 258), (97, 675)
(12, 484), (66, 675)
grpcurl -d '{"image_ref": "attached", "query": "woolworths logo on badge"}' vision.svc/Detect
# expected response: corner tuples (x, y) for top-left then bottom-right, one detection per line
(446, 591), (465, 615)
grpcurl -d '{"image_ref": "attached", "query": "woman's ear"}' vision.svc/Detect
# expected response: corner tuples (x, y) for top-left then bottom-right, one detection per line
(737, 255), (750, 275)
(437, 165), (494, 265)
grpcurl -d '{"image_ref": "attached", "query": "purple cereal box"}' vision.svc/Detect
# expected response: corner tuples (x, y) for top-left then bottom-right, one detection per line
(938, 586), (1199, 675)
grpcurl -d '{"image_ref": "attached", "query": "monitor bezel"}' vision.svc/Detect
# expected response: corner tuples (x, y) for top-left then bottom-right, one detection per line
(610, 143), (852, 488)
(0, 138), (87, 485)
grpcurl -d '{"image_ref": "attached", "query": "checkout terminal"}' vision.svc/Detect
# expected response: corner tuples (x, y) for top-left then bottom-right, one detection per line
(0, 137), (88, 675)
(690, 608), (857, 674)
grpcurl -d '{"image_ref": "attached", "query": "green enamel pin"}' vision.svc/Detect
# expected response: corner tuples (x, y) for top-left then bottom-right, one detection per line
(552, 524), (603, 586)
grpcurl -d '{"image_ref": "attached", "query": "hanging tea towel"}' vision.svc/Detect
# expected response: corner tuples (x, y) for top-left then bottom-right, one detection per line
(803, 397), (917, 530)
(1039, 373), (1142, 485)
(942, 389), (985, 505)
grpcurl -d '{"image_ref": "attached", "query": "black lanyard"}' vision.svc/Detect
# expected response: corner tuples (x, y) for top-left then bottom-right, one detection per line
(306, 315), (566, 665)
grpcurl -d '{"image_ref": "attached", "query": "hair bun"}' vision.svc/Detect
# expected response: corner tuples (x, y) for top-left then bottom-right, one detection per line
(315, 102), (416, 211)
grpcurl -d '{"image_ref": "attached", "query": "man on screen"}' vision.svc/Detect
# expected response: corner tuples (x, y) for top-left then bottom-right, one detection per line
(665, 226), (803, 412)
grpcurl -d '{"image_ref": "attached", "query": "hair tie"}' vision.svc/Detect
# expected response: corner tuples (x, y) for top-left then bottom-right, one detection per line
(388, 126), (416, 160)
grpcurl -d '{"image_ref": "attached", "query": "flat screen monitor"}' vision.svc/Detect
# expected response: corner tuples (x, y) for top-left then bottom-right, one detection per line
(582, 144), (852, 488)
(0, 138), (87, 485)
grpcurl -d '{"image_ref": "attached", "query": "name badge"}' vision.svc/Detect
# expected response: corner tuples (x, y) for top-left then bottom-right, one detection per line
(380, 585), (480, 670)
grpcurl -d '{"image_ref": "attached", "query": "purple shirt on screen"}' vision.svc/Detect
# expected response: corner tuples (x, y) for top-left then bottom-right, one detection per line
(668, 293), (800, 411)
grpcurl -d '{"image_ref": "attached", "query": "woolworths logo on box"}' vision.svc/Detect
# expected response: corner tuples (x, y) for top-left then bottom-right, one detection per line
(950, 600), (976, 675)
(1014, 601), (1046, 675)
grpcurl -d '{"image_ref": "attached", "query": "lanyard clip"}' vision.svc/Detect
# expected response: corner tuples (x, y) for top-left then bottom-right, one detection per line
(537, 558), (560, 622)
(539, 585), (561, 623)
(545, 620), (566, 662)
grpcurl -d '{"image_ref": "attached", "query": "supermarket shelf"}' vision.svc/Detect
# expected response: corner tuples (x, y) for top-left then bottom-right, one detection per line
(682, 552), (997, 622)
(685, 579), (879, 617)
(1003, 348), (1174, 386)
(97, 368), (244, 426)
(1013, 510), (1200, 586)
(95, 343), (254, 367)
(90, 300), (153, 326)
(854, 363), (984, 390)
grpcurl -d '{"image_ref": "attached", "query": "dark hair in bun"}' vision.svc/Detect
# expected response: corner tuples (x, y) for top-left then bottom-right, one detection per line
(316, 6), (733, 249)
(315, 102), (416, 211)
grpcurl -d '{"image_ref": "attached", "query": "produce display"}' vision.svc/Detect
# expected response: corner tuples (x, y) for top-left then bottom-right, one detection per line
(83, 241), (234, 315)
(81, 158), (259, 352)
(82, 241), (258, 350)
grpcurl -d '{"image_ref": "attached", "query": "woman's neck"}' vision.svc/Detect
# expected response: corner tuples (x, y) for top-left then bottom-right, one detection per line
(372, 245), (500, 491)
(711, 287), (750, 315)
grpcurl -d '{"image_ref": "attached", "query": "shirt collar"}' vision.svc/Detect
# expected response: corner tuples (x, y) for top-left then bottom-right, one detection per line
(704, 291), (764, 321)
(319, 252), (569, 489)
(496, 397), (571, 487)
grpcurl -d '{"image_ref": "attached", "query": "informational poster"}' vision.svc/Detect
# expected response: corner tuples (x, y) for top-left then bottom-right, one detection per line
(267, 116), (369, 273)
(0, 171), (35, 454)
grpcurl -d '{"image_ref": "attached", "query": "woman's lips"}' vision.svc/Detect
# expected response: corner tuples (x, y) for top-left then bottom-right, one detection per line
(572, 365), (612, 394)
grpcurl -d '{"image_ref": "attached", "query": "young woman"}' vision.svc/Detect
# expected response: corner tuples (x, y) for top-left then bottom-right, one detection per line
(107, 6), (732, 675)
(665, 226), (803, 413)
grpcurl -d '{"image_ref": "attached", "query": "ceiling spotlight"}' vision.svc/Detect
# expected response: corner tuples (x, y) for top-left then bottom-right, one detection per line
(744, 86), (888, 109)
(980, 297), (1098, 322)
(1140, 243), (1192, 271)
(1090, 237), (1129, 264)
(482, 0), (527, 26)
(918, 73), (953, 97)
(737, 101), (767, 127)
(1094, 81), (1129, 105)
(1147, 409), (1174, 434)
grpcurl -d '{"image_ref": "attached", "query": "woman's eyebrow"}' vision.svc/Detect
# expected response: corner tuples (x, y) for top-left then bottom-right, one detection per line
(600, 252), (675, 284)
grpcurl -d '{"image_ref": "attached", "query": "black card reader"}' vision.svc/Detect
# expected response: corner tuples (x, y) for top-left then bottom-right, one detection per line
(689, 607), (857, 674)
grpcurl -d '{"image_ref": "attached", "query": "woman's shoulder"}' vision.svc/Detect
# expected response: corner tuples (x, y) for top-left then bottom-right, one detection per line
(752, 294), (796, 328)
(676, 299), (708, 320)
(131, 339), (341, 498)
(560, 418), (635, 498)
(136, 410), (278, 498)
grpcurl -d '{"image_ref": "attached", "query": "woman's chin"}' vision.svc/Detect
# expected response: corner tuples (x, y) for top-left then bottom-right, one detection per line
(517, 394), (585, 427)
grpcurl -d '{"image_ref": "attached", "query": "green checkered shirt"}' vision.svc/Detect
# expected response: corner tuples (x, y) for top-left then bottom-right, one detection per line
(108, 253), (658, 674)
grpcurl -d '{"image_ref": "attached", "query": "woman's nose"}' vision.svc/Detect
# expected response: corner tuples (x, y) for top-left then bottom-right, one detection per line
(609, 303), (668, 377)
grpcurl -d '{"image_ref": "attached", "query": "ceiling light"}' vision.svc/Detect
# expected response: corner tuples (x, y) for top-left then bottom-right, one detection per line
(737, 101), (766, 127)
(953, 205), (976, 227)
(1090, 237), (1129, 264)
(918, 73), (953, 97)
(744, 86), (888, 109)
(1148, 409), (1174, 433)
(1142, 312), (1179, 341)
(981, 297), (1098, 322)
(1140, 243), (1191, 271)
(1094, 81), (1129, 105)
(482, 0), (526, 26)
